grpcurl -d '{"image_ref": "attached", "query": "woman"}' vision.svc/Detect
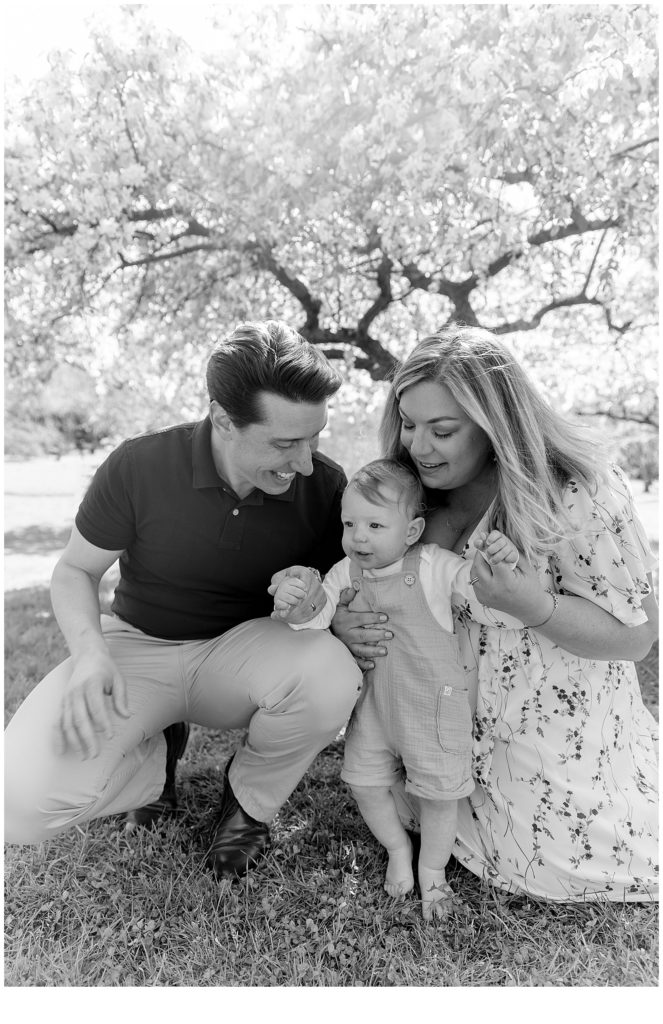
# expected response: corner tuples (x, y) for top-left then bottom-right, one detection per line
(333, 325), (658, 902)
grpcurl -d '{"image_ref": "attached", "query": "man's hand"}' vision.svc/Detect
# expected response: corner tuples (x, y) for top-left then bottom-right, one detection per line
(56, 648), (130, 759)
(268, 565), (326, 624)
(270, 574), (328, 622)
(330, 588), (392, 671)
(272, 576), (309, 617)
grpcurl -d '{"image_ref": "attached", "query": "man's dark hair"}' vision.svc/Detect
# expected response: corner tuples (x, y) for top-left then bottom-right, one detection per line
(206, 320), (343, 426)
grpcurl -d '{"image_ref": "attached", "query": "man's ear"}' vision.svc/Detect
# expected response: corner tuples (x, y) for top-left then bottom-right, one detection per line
(209, 400), (234, 438)
(405, 516), (426, 546)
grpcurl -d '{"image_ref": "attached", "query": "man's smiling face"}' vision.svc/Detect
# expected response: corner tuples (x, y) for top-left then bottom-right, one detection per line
(210, 392), (328, 499)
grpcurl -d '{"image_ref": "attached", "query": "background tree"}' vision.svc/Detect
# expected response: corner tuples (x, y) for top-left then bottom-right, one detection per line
(4, 3), (658, 466)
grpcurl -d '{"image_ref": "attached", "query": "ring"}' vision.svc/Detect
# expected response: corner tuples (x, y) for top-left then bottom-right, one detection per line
(310, 602), (317, 611)
(469, 576), (480, 586)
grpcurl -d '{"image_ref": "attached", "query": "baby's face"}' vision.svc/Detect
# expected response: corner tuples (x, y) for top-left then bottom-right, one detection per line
(341, 485), (415, 569)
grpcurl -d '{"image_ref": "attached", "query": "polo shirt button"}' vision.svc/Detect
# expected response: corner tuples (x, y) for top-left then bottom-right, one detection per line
(232, 508), (239, 516)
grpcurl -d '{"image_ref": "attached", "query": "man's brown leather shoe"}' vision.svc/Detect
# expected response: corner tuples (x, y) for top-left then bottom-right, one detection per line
(125, 722), (190, 828)
(206, 763), (270, 879)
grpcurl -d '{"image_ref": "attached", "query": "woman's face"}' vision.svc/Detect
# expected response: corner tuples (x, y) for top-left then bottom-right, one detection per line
(397, 380), (494, 491)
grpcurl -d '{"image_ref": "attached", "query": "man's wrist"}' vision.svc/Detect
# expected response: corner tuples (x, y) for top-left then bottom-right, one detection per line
(67, 625), (110, 660)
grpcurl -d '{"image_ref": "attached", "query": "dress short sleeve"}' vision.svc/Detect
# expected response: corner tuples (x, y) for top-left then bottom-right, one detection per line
(548, 464), (655, 626)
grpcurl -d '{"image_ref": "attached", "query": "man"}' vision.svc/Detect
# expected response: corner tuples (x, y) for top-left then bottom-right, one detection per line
(4, 320), (362, 878)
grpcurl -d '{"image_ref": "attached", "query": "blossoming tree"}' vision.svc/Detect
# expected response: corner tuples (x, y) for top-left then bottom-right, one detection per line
(4, 3), (658, 438)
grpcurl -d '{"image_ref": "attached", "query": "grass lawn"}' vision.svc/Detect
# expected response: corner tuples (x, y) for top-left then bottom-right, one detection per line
(3, 457), (659, 989)
(4, 582), (659, 988)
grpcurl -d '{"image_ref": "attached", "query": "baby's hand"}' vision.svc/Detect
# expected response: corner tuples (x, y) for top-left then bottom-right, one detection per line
(475, 530), (519, 570)
(271, 576), (309, 619)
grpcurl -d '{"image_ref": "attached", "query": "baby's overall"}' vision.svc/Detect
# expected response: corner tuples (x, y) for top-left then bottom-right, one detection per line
(341, 546), (475, 800)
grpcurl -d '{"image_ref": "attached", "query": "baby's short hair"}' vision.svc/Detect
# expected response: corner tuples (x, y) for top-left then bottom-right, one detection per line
(347, 458), (426, 518)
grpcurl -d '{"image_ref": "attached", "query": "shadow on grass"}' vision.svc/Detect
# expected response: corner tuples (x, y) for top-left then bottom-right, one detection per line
(4, 733), (659, 987)
(4, 585), (659, 986)
(4, 525), (73, 555)
(3, 583), (115, 722)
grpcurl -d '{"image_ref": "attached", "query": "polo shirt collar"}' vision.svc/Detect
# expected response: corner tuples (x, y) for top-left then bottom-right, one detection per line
(191, 416), (296, 502)
(192, 417), (222, 489)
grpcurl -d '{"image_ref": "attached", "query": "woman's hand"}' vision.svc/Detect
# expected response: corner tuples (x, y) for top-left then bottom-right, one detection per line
(469, 545), (551, 624)
(330, 588), (392, 671)
(470, 546), (658, 660)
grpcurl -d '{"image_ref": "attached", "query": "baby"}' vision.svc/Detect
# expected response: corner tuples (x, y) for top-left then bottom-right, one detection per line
(270, 459), (521, 920)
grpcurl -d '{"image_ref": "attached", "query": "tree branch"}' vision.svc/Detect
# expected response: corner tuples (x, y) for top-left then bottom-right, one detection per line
(581, 229), (608, 295)
(497, 169), (536, 185)
(491, 293), (597, 333)
(483, 216), (621, 280)
(246, 243), (398, 377)
(611, 136), (658, 160)
(398, 214), (622, 331)
(115, 83), (142, 165)
(23, 205), (210, 254)
(117, 265), (151, 328)
(490, 290), (633, 336)
(357, 254), (393, 337)
(118, 243), (220, 267)
(247, 243), (322, 330)
(398, 261), (479, 325)
(303, 330), (398, 379)
(575, 408), (658, 428)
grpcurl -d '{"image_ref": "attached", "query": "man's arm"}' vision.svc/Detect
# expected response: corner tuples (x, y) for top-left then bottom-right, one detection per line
(50, 525), (129, 758)
(269, 559), (351, 628)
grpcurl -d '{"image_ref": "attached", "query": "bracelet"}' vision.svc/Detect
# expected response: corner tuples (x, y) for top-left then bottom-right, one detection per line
(525, 589), (558, 629)
(307, 567), (322, 581)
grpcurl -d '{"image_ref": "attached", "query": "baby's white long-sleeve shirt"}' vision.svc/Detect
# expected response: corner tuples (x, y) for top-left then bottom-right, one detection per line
(288, 544), (524, 632)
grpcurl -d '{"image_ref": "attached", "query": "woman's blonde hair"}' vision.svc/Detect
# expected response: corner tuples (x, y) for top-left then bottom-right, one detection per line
(379, 325), (608, 560)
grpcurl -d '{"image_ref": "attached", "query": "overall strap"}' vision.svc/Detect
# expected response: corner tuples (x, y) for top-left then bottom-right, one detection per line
(348, 557), (364, 594)
(401, 544), (422, 583)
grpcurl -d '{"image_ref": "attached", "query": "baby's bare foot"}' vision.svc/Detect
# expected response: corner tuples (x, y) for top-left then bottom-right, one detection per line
(418, 862), (456, 921)
(384, 837), (414, 897)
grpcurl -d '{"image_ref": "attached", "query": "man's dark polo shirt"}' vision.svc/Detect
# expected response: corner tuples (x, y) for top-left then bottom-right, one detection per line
(75, 417), (347, 640)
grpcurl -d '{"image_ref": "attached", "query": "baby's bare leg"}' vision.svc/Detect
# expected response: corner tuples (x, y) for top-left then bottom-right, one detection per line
(418, 797), (459, 921)
(351, 784), (414, 897)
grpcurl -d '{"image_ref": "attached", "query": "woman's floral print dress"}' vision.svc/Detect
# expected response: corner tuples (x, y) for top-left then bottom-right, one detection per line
(450, 465), (658, 901)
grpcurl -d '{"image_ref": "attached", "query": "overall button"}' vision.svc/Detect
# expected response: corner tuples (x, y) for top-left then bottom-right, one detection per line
(232, 509), (239, 516)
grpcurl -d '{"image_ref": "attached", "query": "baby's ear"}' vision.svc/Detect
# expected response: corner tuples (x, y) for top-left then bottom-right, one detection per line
(406, 516), (426, 546)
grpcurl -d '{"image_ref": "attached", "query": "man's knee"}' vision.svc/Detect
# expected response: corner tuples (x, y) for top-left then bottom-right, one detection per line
(5, 812), (48, 845)
(294, 632), (362, 728)
(4, 782), (53, 845)
(5, 735), (99, 845)
(4, 753), (87, 844)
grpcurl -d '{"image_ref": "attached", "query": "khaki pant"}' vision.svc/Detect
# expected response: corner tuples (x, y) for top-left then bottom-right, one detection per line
(4, 615), (361, 844)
